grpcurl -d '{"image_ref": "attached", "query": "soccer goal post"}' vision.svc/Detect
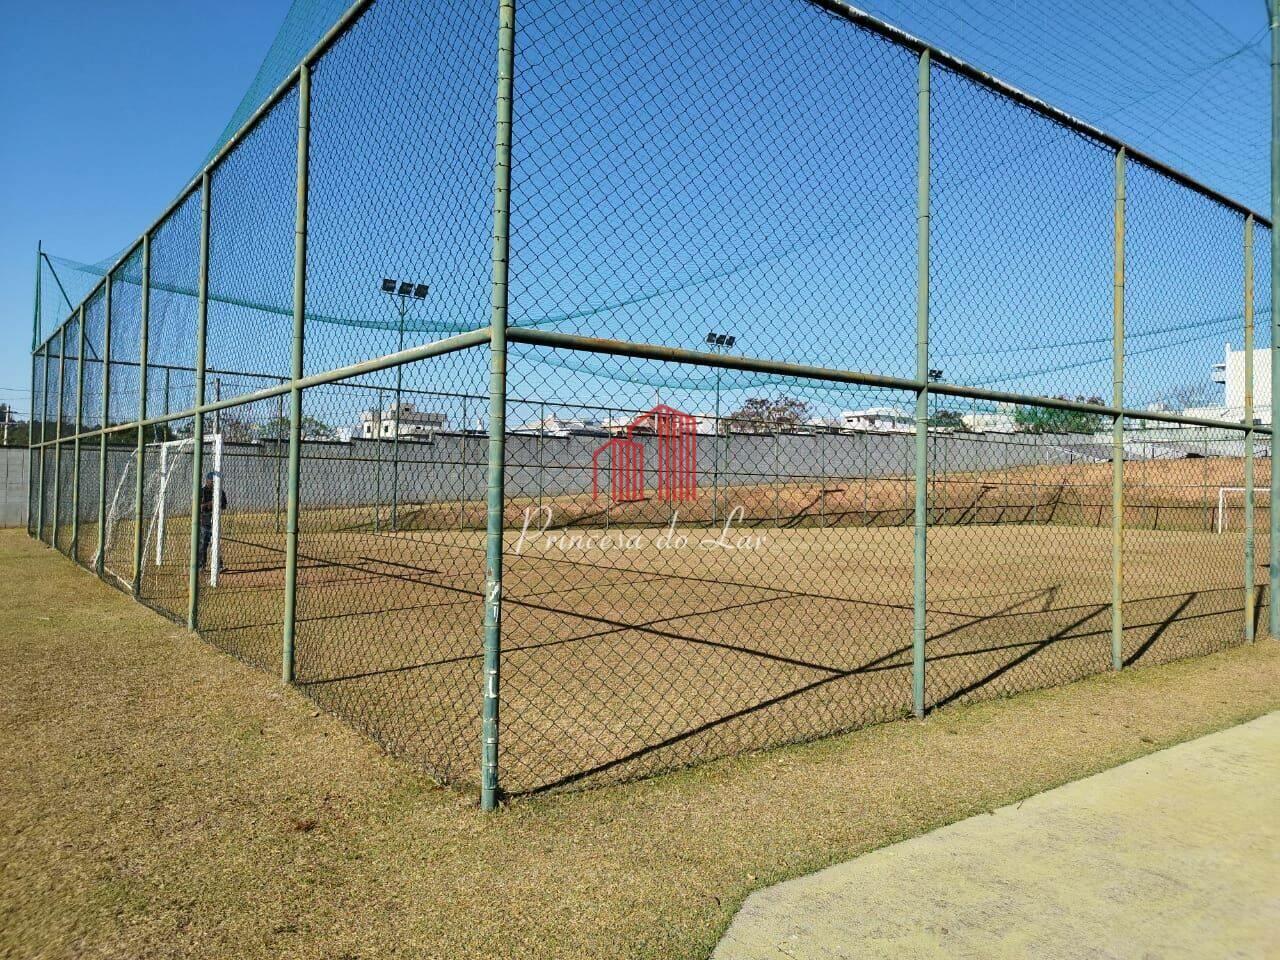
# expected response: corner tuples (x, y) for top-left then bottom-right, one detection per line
(1215, 486), (1272, 534)
(149, 434), (224, 587)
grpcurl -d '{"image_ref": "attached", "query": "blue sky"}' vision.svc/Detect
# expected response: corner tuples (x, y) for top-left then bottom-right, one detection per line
(0, 0), (292, 419)
(2, 0), (1274, 429)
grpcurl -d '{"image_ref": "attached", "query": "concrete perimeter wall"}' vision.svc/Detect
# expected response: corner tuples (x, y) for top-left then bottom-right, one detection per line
(0, 448), (28, 528)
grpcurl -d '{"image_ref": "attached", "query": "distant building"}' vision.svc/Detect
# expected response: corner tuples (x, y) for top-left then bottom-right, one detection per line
(515, 415), (604, 437)
(962, 405), (1018, 434)
(1210, 342), (1270, 424)
(359, 401), (447, 439)
(840, 407), (914, 433)
(802, 417), (842, 434)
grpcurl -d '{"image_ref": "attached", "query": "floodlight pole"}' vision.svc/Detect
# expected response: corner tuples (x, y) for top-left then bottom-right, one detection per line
(282, 63), (311, 684)
(374, 386), (384, 532)
(911, 49), (930, 718)
(1111, 148), (1125, 671)
(714, 350), (722, 525)
(706, 333), (735, 526)
(1269, 0), (1279, 639)
(393, 296), (407, 531)
(481, 0), (516, 812)
(186, 172), (212, 632)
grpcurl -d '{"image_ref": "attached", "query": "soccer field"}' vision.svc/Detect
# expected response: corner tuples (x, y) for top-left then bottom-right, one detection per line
(80, 475), (1260, 795)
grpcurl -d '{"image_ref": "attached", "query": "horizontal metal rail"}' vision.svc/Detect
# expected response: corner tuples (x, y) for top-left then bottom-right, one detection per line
(809, 0), (1269, 227)
(505, 327), (1271, 435)
(30, 327), (491, 449)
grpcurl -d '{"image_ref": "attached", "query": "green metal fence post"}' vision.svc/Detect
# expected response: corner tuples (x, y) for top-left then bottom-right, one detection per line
(1111, 148), (1126, 671)
(31, 243), (42, 539)
(482, 0), (516, 811)
(1269, 0), (1279, 639)
(911, 49), (931, 719)
(1244, 215), (1256, 642)
(282, 64), (311, 685)
(51, 326), (65, 549)
(33, 241), (42, 352)
(95, 274), (113, 575)
(274, 384), (285, 535)
(33, 344), (46, 539)
(132, 234), (151, 593)
(186, 173), (212, 631)
(71, 305), (86, 560)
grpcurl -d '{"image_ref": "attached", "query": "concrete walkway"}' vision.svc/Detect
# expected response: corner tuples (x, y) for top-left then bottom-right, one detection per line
(714, 713), (1280, 960)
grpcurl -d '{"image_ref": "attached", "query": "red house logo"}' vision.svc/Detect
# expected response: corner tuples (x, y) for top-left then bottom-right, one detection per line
(592, 404), (698, 503)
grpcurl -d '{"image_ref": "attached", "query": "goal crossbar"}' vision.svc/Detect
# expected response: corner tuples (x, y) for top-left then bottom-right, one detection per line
(1215, 486), (1271, 534)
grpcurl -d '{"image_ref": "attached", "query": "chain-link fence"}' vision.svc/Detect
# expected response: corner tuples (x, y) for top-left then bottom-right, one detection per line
(26, 0), (1277, 807)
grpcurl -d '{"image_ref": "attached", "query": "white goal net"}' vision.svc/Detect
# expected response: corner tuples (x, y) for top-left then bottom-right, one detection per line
(99, 434), (224, 587)
(1215, 486), (1272, 534)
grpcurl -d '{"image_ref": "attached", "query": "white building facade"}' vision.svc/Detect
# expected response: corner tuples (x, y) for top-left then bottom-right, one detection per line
(359, 401), (448, 439)
(1206, 343), (1271, 424)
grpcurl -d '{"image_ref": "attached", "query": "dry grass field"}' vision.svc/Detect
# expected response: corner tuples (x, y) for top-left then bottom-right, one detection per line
(3, 528), (1279, 959)
(49, 450), (1266, 795)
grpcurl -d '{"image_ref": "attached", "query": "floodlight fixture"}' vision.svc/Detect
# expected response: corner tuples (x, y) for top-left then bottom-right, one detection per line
(397, 281), (413, 296)
(725, 335), (736, 348)
(412, 283), (429, 300)
(380, 277), (396, 293)
(928, 368), (944, 383)
(705, 332), (717, 345)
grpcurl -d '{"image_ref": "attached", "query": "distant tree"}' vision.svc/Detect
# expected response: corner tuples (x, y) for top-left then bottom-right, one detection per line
(218, 415), (257, 443)
(0, 421), (30, 447)
(1158, 380), (1217, 412)
(927, 409), (967, 431)
(261, 415), (333, 441)
(1014, 396), (1105, 435)
(727, 396), (811, 434)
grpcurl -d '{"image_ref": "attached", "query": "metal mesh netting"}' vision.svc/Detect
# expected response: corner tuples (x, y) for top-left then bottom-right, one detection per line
(1255, 224), (1273, 632)
(932, 65), (1113, 400)
(1122, 422), (1253, 664)
(501, 350), (916, 792)
(292, 351), (489, 785)
(28, 350), (45, 537)
(189, 398), (296, 669)
(923, 395), (1114, 709)
(146, 193), (203, 425)
(108, 252), (144, 429)
(54, 318), (80, 556)
(40, 447), (55, 546)
(301, 0), (493, 377)
(136, 416), (198, 623)
(24, 0), (1276, 802)
(100, 430), (140, 588)
(1126, 164), (1248, 415)
(510, 0), (917, 377)
(206, 88), (299, 402)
